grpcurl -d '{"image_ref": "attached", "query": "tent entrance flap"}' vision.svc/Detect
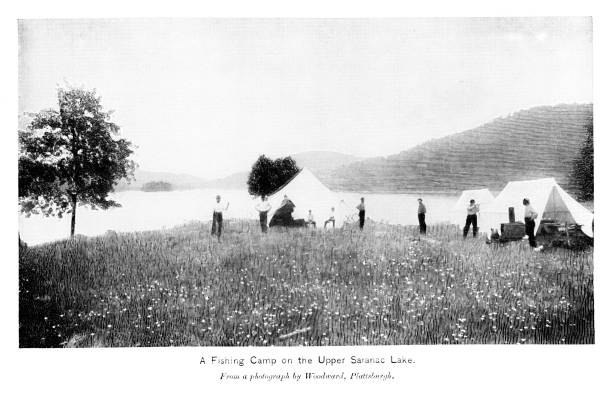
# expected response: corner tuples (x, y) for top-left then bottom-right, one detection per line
(542, 186), (574, 224)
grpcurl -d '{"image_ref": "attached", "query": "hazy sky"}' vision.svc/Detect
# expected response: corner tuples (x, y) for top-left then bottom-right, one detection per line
(18, 18), (592, 179)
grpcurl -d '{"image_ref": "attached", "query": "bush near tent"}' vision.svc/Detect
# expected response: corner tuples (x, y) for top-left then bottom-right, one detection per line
(539, 221), (593, 251)
(269, 200), (306, 228)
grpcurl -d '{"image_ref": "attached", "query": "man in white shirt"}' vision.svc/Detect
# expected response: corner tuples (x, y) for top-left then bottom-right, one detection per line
(324, 207), (336, 229)
(523, 198), (538, 247)
(306, 210), (317, 228)
(281, 194), (289, 206)
(255, 195), (272, 233)
(463, 199), (480, 238)
(212, 195), (229, 239)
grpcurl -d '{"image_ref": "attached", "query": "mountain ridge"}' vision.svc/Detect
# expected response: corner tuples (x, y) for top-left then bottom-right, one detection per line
(322, 103), (592, 196)
(116, 103), (592, 196)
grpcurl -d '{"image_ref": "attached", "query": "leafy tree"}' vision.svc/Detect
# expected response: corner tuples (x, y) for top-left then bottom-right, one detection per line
(19, 87), (136, 236)
(570, 122), (594, 201)
(247, 155), (300, 197)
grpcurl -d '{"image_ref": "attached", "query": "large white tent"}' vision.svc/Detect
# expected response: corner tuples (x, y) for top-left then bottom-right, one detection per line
(265, 168), (347, 227)
(451, 188), (495, 229)
(480, 178), (593, 237)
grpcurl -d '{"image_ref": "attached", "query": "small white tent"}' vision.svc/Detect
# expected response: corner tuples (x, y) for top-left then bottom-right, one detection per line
(452, 188), (495, 229)
(265, 168), (345, 227)
(480, 178), (593, 237)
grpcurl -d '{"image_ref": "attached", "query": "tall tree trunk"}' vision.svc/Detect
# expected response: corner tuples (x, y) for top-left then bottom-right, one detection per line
(70, 194), (77, 237)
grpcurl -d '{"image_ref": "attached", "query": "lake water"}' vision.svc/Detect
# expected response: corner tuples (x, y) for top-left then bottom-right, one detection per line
(18, 189), (460, 245)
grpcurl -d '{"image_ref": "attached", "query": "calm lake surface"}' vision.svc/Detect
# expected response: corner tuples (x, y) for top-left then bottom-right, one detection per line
(19, 189), (460, 245)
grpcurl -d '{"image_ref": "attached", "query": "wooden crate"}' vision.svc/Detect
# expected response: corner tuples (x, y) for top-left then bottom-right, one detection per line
(501, 222), (526, 240)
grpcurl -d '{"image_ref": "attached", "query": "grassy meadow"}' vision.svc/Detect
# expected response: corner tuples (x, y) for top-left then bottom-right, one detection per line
(19, 220), (594, 347)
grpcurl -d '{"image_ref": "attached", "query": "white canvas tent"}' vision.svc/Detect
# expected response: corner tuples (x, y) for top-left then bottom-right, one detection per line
(451, 188), (495, 229)
(265, 168), (347, 227)
(480, 178), (593, 238)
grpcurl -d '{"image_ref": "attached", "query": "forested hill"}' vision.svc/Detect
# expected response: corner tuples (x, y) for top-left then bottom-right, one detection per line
(323, 104), (593, 195)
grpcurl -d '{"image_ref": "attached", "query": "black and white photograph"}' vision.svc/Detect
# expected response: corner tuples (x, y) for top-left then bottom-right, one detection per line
(4, 2), (612, 392)
(17, 16), (595, 347)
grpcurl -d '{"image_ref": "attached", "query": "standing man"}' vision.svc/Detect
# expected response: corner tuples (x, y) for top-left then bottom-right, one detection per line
(255, 195), (271, 233)
(463, 199), (480, 238)
(523, 198), (538, 248)
(417, 198), (427, 235)
(356, 197), (366, 230)
(211, 195), (229, 239)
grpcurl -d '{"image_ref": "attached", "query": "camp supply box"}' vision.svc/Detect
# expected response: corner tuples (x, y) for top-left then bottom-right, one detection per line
(501, 222), (525, 240)
(539, 219), (560, 235)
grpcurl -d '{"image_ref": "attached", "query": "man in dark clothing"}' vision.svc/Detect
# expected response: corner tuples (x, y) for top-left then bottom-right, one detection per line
(463, 199), (479, 238)
(356, 197), (366, 230)
(417, 198), (427, 234)
(523, 198), (538, 248)
(211, 195), (229, 239)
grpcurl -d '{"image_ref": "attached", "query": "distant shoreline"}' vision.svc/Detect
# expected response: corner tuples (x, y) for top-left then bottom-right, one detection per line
(114, 187), (468, 196)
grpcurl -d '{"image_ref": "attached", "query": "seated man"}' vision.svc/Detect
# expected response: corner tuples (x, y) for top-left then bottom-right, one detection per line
(324, 207), (336, 229)
(306, 209), (317, 228)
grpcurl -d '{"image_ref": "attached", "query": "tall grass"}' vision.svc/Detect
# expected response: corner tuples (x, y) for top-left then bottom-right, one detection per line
(19, 220), (593, 347)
